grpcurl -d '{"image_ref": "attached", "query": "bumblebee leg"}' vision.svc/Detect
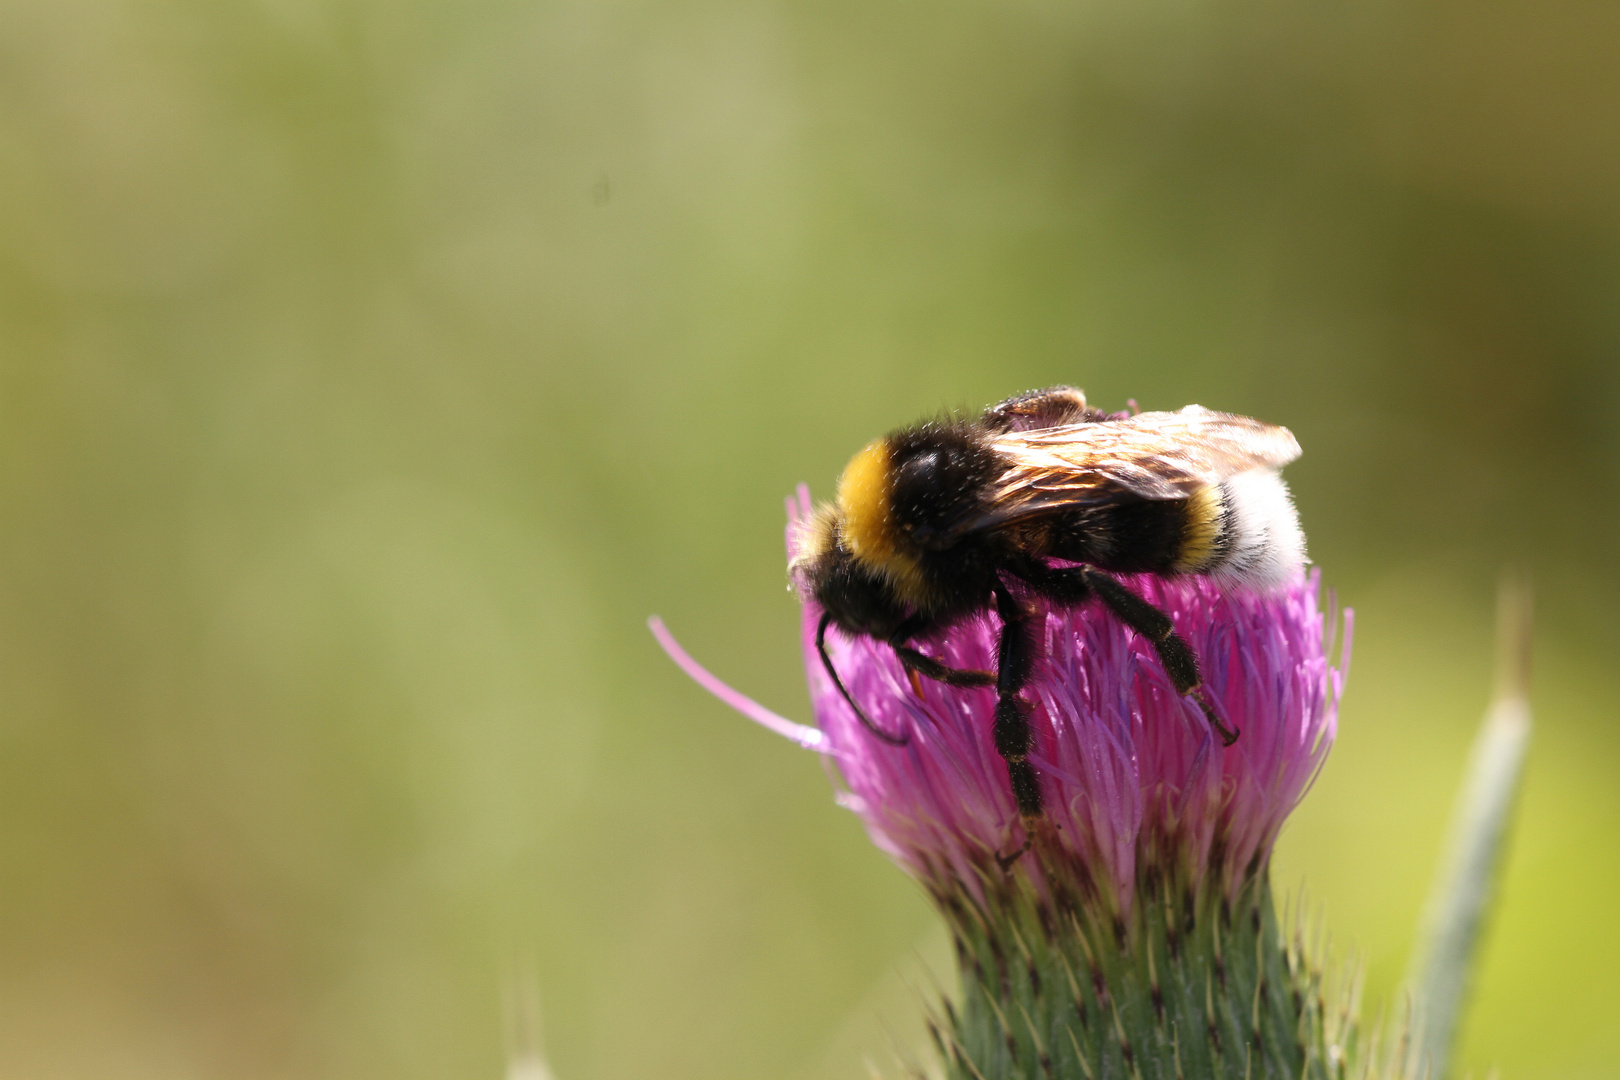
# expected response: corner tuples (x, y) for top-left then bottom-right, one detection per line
(887, 616), (996, 688)
(989, 577), (1043, 869)
(1078, 568), (1241, 746)
(817, 613), (909, 746)
(892, 646), (996, 688)
(1003, 557), (1092, 605)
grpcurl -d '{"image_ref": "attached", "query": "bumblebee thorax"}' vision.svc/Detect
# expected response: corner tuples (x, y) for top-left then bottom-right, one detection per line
(831, 438), (932, 606)
(836, 440), (897, 564)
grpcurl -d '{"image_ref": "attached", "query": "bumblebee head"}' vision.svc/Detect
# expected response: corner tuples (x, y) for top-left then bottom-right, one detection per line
(791, 501), (915, 749)
(791, 502), (909, 640)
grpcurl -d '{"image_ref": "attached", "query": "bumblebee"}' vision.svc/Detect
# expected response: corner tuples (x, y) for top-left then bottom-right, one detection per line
(792, 386), (1305, 865)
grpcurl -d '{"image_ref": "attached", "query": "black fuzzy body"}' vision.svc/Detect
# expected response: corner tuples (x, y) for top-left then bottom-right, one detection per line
(877, 421), (1195, 630)
(804, 388), (1241, 858)
(881, 421), (1009, 627)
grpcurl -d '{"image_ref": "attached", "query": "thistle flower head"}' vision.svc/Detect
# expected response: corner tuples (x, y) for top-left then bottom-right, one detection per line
(786, 486), (1350, 916)
(652, 484), (1356, 1080)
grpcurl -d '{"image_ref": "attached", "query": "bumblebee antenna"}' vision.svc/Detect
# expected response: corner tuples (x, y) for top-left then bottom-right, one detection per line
(817, 612), (909, 746)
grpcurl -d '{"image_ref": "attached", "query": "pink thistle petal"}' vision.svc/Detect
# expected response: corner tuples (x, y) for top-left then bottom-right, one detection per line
(648, 616), (833, 753)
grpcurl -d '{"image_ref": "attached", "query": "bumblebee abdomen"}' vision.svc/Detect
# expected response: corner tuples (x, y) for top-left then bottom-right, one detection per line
(1202, 469), (1306, 588)
(1042, 497), (1191, 574)
(1038, 470), (1303, 589)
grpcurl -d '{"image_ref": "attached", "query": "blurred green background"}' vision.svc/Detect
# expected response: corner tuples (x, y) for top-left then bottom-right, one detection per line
(0, 2), (1616, 1078)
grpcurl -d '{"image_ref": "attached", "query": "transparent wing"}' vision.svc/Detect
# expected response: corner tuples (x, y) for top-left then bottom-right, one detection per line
(958, 405), (1300, 533)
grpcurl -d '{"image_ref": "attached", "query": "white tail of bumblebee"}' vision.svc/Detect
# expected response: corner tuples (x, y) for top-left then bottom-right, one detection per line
(1213, 469), (1307, 589)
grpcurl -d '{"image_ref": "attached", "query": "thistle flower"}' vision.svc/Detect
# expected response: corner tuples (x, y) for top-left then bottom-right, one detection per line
(653, 485), (1353, 1080)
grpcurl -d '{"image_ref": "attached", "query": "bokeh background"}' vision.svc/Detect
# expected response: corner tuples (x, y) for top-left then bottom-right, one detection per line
(1, 2), (1616, 1078)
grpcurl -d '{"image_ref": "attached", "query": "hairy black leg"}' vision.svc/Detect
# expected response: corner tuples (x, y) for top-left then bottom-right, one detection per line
(886, 615), (996, 689)
(817, 613), (909, 746)
(990, 577), (1043, 869)
(1078, 568), (1241, 746)
(892, 646), (997, 688)
(1003, 557), (1093, 605)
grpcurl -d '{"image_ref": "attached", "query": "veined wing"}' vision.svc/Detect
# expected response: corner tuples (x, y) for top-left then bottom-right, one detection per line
(962, 405), (1299, 533)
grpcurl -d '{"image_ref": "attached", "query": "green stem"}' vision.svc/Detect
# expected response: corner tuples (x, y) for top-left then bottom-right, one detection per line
(1405, 580), (1533, 1080)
